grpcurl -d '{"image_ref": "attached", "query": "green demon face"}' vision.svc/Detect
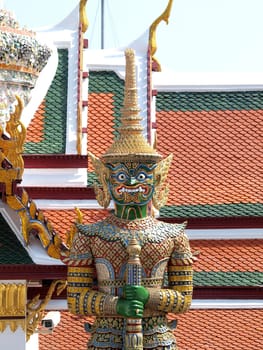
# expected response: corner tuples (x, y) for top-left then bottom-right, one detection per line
(106, 162), (157, 206)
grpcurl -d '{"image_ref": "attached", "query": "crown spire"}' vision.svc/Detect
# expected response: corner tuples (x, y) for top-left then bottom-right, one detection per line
(120, 48), (142, 131)
(101, 49), (161, 163)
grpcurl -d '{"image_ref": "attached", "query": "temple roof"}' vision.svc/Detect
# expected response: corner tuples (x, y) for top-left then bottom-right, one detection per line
(157, 91), (262, 219)
(0, 213), (33, 264)
(174, 309), (263, 350)
(38, 309), (263, 350)
(192, 239), (263, 287)
(23, 42), (263, 221)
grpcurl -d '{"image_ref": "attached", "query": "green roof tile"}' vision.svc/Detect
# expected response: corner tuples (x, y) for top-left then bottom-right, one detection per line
(194, 271), (263, 287)
(89, 71), (124, 137)
(87, 171), (99, 186)
(160, 203), (263, 218)
(0, 214), (33, 264)
(24, 49), (68, 154)
(156, 91), (263, 111)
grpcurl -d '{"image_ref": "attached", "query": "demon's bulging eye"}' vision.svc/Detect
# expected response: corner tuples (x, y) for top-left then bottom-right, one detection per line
(136, 172), (147, 181)
(116, 172), (127, 182)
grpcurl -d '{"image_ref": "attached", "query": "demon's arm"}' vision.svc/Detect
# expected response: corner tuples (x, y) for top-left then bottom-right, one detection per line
(146, 230), (194, 313)
(62, 230), (118, 316)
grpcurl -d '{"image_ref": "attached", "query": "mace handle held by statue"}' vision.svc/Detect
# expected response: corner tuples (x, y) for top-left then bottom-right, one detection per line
(124, 237), (143, 350)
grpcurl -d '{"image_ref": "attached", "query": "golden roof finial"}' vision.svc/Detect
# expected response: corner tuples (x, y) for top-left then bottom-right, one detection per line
(79, 0), (88, 33)
(101, 49), (162, 163)
(149, 0), (174, 71)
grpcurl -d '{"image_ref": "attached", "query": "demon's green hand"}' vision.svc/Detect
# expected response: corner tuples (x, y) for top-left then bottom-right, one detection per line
(116, 298), (144, 318)
(123, 285), (149, 305)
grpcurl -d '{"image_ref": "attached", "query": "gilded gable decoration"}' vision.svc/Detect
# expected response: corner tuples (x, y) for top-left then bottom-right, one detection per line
(149, 0), (173, 71)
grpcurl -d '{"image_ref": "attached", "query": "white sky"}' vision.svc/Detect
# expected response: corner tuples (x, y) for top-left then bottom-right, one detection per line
(2, 0), (263, 73)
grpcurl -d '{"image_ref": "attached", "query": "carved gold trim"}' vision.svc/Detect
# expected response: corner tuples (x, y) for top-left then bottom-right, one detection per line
(88, 151), (111, 208)
(0, 283), (26, 333)
(0, 96), (25, 185)
(0, 283), (26, 317)
(0, 96), (63, 259)
(0, 319), (25, 333)
(149, 0), (173, 71)
(153, 153), (173, 209)
(6, 188), (63, 258)
(5, 96), (26, 179)
(0, 63), (39, 76)
(26, 280), (66, 341)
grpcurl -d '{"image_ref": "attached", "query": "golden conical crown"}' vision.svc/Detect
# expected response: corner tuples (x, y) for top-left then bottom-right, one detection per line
(101, 49), (162, 163)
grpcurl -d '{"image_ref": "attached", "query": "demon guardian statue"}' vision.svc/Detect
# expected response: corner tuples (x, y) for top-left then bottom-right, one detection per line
(63, 49), (194, 350)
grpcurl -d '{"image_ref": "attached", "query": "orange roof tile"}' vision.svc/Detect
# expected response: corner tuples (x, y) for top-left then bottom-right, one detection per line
(42, 209), (109, 241)
(157, 110), (262, 206)
(174, 309), (263, 350)
(39, 309), (263, 350)
(191, 239), (263, 272)
(26, 101), (45, 142)
(87, 93), (115, 171)
(39, 312), (93, 350)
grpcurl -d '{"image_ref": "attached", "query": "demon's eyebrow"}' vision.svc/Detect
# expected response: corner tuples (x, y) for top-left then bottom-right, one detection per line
(135, 164), (157, 172)
(106, 163), (127, 171)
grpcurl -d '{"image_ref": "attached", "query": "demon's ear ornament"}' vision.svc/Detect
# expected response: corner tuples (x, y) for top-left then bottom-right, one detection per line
(153, 153), (173, 210)
(88, 151), (111, 208)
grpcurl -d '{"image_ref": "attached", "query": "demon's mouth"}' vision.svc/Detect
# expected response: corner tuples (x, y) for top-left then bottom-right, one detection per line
(116, 185), (149, 195)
